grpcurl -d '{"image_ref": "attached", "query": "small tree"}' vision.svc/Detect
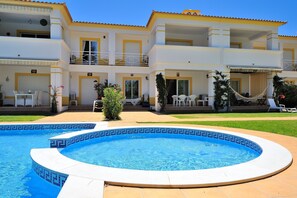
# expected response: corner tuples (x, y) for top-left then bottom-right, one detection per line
(213, 71), (230, 112)
(156, 73), (167, 112)
(102, 87), (124, 120)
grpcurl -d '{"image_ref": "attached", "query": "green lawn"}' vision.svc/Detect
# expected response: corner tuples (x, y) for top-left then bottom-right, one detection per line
(0, 115), (45, 122)
(157, 120), (297, 137)
(172, 112), (297, 119)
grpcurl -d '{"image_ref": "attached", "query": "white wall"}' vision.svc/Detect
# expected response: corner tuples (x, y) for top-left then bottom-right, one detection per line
(0, 22), (50, 37)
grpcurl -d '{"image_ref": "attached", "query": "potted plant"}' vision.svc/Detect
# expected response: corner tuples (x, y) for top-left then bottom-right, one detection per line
(0, 84), (3, 106)
(48, 85), (64, 113)
(94, 80), (108, 100)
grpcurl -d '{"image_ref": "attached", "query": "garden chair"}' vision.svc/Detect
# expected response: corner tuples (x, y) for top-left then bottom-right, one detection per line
(187, 95), (197, 106)
(177, 95), (187, 106)
(69, 91), (78, 106)
(267, 98), (286, 112)
(172, 95), (178, 106)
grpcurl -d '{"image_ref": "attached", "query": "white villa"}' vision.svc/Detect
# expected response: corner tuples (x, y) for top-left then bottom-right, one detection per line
(0, 0), (296, 112)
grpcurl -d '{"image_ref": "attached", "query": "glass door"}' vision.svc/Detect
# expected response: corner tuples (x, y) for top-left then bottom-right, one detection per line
(82, 40), (98, 65)
(125, 80), (139, 99)
(177, 80), (189, 95)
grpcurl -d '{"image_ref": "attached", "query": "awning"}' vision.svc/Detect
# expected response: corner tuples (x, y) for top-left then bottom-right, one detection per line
(227, 65), (282, 73)
(0, 58), (59, 66)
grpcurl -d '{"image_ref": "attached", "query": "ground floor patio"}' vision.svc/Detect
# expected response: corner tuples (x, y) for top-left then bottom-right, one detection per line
(27, 111), (297, 198)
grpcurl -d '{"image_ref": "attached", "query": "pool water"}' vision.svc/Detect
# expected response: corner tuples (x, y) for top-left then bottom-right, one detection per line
(0, 128), (84, 198)
(61, 133), (260, 171)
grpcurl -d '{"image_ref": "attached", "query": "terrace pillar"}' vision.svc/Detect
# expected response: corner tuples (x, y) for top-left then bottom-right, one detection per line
(207, 71), (216, 109)
(267, 32), (279, 50)
(50, 66), (63, 112)
(50, 10), (63, 39)
(108, 32), (116, 65)
(208, 27), (230, 48)
(155, 24), (165, 45)
(266, 72), (275, 99)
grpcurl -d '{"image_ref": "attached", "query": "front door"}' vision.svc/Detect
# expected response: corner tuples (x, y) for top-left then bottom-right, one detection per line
(80, 77), (98, 105)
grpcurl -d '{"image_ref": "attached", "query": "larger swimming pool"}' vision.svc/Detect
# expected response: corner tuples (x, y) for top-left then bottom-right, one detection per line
(0, 123), (96, 198)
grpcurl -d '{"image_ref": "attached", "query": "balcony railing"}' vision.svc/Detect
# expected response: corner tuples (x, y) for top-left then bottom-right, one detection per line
(283, 60), (297, 71)
(70, 51), (109, 65)
(70, 51), (148, 66)
(115, 53), (148, 66)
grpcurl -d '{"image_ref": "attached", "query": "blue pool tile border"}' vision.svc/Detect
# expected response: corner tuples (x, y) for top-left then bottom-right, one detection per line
(50, 127), (263, 154)
(32, 160), (68, 187)
(0, 123), (96, 131)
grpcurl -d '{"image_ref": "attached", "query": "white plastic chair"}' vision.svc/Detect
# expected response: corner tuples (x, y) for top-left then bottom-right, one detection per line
(267, 98), (286, 112)
(177, 95), (187, 106)
(37, 91), (43, 106)
(131, 98), (141, 106)
(69, 91), (78, 106)
(172, 95), (178, 106)
(187, 95), (197, 106)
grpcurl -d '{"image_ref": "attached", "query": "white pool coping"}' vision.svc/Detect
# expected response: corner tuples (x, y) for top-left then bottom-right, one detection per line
(31, 126), (292, 187)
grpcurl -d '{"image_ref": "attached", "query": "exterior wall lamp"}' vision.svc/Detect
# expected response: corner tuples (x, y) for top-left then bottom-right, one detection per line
(176, 72), (180, 77)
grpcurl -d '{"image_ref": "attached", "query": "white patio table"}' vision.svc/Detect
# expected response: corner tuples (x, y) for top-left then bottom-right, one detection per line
(14, 93), (35, 107)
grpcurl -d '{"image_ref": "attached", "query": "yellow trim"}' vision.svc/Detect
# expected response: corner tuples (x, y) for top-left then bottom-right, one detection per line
(254, 46), (266, 50)
(122, 77), (142, 98)
(2, 1), (285, 31)
(122, 40), (142, 66)
(230, 42), (242, 48)
(78, 76), (99, 105)
(283, 48), (295, 62)
(16, 29), (50, 37)
(165, 76), (193, 95)
(15, 73), (50, 91)
(50, 72), (63, 74)
(147, 12), (285, 30)
(62, 96), (69, 105)
(4, 96), (14, 99)
(279, 36), (297, 40)
(80, 37), (101, 64)
(149, 97), (155, 105)
(165, 38), (193, 46)
(51, 66), (62, 68)
(230, 78), (242, 93)
(285, 80), (295, 85)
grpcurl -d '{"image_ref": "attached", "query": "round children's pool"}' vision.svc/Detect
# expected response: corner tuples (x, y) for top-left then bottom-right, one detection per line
(60, 132), (261, 171)
(31, 126), (292, 188)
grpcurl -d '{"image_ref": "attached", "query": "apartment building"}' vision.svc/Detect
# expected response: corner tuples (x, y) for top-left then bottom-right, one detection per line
(0, 1), (296, 112)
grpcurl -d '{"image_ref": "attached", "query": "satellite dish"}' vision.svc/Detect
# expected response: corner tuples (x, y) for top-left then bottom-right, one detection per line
(40, 19), (48, 26)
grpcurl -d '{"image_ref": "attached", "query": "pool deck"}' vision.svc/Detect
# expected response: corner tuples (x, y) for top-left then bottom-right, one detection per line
(34, 112), (297, 198)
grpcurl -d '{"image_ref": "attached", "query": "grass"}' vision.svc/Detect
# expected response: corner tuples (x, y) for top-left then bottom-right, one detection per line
(155, 120), (297, 138)
(172, 112), (297, 119)
(0, 115), (45, 122)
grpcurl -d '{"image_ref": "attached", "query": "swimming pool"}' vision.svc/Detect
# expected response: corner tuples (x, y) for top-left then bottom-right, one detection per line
(0, 123), (97, 198)
(61, 133), (260, 171)
(32, 126), (292, 188)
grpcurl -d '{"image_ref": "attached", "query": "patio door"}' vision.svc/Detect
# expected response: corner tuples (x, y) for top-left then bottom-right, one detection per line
(79, 77), (98, 105)
(125, 79), (139, 99)
(82, 40), (98, 65)
(166, 79), (189, 104)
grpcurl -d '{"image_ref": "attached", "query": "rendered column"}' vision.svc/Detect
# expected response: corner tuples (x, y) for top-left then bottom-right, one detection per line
(208, 27), (230, 48)
(155, 24), (165, 45)
(108, 32), (116, 65)
(266, 72), (275, 99)
(50, 66), (63, 112)
(50, 10), (63, 39)
(207, 71), (216, 109)
(267, 32), (279, 50)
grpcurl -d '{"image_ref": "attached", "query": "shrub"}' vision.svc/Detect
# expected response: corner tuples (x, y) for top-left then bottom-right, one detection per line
(102, 87), (124, 120)
(156, 73), (167, 112)
(213, 71), (230, 112)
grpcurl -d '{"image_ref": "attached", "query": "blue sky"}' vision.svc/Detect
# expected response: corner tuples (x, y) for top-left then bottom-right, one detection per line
(49, 0), (296, 35)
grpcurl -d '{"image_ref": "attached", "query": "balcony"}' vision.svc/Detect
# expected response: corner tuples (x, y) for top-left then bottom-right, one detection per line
(149, 45), (282, 70)
(0, 36), (69, 63)
(70, 51), (148, 67)
(283, 60), (297, 71)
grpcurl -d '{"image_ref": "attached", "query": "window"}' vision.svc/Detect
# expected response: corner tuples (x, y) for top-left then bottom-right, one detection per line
(230, 42), (242, 49)
(81, 39), (99, 65)
(125, 80), (139, 99)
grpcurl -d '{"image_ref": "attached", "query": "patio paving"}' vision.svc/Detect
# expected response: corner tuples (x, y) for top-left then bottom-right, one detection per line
(35, 111), (297, 198)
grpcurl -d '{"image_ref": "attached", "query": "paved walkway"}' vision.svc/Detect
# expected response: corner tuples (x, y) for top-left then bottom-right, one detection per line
(36, 111), (297, 198)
